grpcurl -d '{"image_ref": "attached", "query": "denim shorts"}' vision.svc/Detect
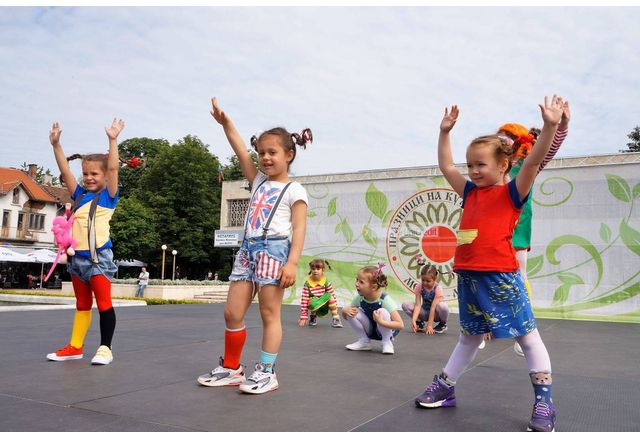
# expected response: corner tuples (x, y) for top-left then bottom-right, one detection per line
(229, 237), (290, 286)
(67, 248), (118, 283)
(456, 270), (536, 338)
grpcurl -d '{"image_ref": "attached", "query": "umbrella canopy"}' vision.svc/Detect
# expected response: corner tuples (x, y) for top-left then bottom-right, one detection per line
(25, 249), (61, 264)
(0, 247), (36, 262)
(115, 259), (146, 267)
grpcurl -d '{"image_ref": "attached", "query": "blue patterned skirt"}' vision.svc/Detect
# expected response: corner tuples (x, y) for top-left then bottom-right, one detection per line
(455, 270), (536, 338)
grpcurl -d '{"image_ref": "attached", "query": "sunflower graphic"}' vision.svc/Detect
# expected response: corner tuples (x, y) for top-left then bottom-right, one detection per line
(387, 189), (462, 291)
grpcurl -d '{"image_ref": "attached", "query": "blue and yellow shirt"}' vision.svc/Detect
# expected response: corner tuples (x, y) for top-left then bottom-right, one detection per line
(71, 186), (119, 258)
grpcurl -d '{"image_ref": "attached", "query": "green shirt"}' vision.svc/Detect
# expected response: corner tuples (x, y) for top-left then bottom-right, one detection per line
(351, 293), (398, 314)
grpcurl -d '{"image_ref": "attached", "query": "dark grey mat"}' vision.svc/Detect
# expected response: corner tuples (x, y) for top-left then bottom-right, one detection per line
(0, 304), (638, 431)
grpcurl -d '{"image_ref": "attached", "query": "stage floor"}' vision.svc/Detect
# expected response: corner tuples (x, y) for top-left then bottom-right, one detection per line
(1, 304), (638, 432)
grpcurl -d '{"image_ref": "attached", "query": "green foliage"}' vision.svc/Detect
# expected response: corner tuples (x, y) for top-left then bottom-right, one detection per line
(222, 152), (259, 181)
(20, 162), (59, 186)
(136, 135), (226, 277)
(110, 196), (161, 262)
(620, 126), (640, 153)
(606, 173), (633, 202)
(117, 137), (171, 197)
(365, 183), (388, 219)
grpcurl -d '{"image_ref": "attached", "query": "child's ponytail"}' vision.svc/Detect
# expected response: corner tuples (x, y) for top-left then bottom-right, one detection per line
(250, 127), (313, 166)
(361, 263), (388, 290)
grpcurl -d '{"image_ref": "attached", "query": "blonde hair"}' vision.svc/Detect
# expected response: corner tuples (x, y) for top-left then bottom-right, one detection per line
(359, 265), (388, 290)
(468, 135), (515, 175)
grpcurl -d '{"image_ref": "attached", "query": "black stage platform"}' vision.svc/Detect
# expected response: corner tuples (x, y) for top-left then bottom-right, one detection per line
(1, 304), (638, 431)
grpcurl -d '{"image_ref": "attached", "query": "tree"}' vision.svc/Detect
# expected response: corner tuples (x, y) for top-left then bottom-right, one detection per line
(222, 151), (259, 181)
(20, 163), (60, 186)
(621, 126), (640, 153)
(110, 196), (161, 264)
(137, 135), (227, 278)
(117, 137), (171, 197)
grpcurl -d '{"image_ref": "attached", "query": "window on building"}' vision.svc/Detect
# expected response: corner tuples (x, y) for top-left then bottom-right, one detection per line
(2, 211), (9, 228)
(227, 199), (249, 227)
(28, 213), (46, 230)
(12, 188), (20, 204)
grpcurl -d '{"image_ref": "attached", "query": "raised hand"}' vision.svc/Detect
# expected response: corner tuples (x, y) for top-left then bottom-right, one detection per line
(538, 95), (563, 126)
(559, 99), (571, 130)
(210, 97), (228, 125)
(440, 105), (459, 133)
(105, 118), (125, 139)
(49, 122), (62, 146)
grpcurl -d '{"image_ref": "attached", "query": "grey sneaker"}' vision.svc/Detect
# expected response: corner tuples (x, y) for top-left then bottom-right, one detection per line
(331, 318), (343, 328)
(415, 374), (456, 408)
(197, 357), (245, 387)
(309, 314), (318, 326)
(239, 363), (279, 394)
(527, 400), (557, 432)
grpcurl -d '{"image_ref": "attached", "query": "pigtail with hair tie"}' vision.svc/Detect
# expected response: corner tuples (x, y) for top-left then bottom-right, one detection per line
(324, 260), (332, 271)
(250, 135), (259, 151)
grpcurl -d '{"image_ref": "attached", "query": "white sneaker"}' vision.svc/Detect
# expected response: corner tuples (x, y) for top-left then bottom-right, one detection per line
(381, 341), (395, 355)
(478, 339), (486, 350)
(91, 345), (113, 365)
(198, 357), (245, 387)
(239, 363), (279, 394)
(345, 339), (372, 351)
(514, 341), (525, 357)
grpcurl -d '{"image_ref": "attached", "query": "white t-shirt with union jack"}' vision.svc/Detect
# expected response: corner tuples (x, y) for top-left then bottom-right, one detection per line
(244, 172), (308, 238)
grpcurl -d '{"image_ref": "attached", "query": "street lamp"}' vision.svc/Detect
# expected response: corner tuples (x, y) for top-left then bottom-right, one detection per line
(161, 244), (167, 283)
(172, 249), (178, 281)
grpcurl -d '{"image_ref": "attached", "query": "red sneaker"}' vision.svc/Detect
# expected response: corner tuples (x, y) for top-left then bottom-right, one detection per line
(46, 344), (83, 361)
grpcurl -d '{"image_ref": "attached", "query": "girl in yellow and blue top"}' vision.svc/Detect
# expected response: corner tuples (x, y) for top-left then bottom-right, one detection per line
(197, 97), (309, 395)
(46, 118), (125, 366)
(342, 264), (404, 355)
(414, 97), (563, 432)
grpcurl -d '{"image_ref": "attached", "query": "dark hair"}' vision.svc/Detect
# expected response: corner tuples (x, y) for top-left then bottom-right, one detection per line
(420, 264), (439, 279)
(360, 265), (389, 290)
(250, 127), (312, 168)
(308, 259), (331, 274)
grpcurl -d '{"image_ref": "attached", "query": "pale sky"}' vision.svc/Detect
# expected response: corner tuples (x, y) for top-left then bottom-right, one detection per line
(1, 6), (639, 177)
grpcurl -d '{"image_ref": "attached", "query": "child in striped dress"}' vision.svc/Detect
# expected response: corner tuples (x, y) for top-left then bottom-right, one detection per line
(298, 259), (343, 328)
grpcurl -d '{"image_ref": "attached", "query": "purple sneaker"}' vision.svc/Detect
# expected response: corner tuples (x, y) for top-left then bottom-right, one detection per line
(527, 400), (557, 432)
(415, 374), (456, 408)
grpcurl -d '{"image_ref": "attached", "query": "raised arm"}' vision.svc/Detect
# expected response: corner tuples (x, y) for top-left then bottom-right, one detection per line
(210, 97), (258, 183)
(437, 106), (467, 197)
(516, 96), (563, 200)
(538, 99), (570, 173)
(49, 122), (78, 196)
(105, 118), (125, 198)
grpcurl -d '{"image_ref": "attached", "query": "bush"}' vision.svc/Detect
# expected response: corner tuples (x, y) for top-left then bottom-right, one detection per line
(111, 279), (229, 286)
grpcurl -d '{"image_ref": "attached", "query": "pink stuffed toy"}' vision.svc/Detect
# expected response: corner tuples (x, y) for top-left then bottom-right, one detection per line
(45, 203), (77, 281)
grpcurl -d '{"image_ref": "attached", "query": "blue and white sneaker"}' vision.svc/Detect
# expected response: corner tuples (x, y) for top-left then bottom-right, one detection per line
(239, 363), (279, 394)
(197, 357), (245, 387)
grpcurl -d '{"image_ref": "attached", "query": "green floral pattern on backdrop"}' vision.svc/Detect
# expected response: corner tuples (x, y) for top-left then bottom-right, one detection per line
(283, 168), (640, 323)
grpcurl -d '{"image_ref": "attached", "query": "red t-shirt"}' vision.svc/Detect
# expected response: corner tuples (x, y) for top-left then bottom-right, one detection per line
(453, 179), (528, 272)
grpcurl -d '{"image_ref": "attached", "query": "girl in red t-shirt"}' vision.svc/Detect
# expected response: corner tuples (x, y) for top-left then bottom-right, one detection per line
(414, 96), (564, 432)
